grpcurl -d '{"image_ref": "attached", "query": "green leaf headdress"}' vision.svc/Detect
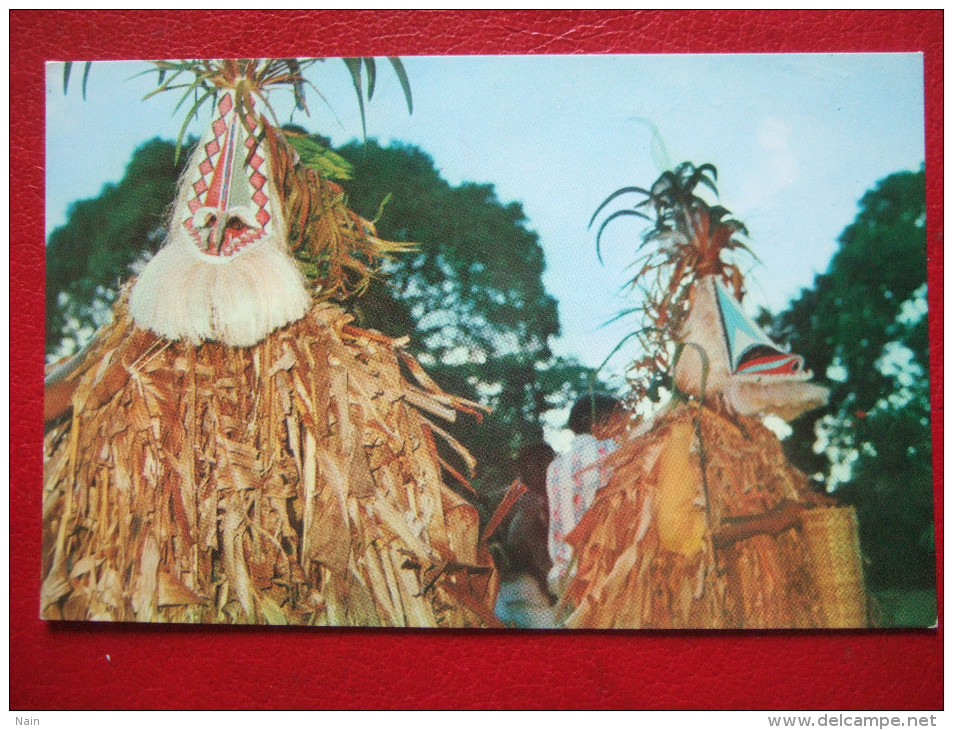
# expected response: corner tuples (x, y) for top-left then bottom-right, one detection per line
(590, 162), (757, 400)
(592, 162), (826, 420)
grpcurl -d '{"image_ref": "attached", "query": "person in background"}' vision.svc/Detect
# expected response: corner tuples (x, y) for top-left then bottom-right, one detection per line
(494, 442), (557, 628)
(546, 393), (623, 597)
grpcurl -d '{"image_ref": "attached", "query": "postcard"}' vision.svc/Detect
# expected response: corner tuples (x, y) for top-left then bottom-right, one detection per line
(43, 54), (933, 629)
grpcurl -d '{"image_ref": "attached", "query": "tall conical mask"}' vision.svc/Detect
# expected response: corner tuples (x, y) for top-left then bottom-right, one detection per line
(674, 276), (828, 421)
(712, 278), (805, 376)
(182, 91), (275, 258)
(128, 88), (310, 347)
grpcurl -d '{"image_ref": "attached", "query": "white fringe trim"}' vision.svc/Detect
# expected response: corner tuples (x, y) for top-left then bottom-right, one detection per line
(129, 231), (311, 348)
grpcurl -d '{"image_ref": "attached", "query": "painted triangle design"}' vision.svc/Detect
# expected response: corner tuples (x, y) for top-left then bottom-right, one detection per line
(713, 279), (803, 375)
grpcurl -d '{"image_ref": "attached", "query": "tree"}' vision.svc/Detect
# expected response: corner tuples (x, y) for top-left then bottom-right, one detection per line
(338, 140), (596, 498)
(46, 136), (597, 508)
(771, 167), (932, 589)
(45, 138), (190, 358)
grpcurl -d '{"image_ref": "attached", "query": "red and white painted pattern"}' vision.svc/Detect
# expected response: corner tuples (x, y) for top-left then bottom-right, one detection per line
(182, 91), (272, 257)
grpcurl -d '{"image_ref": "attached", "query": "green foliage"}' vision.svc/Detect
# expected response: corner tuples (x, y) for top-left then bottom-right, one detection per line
(65, 59), (413, 162)
(284, 132), (354, 181)
(589, 162), (754, 401)
(341, 57), (413, 139)
(46, 137), (191, 358)
(772, 167), (932, 589)
(45, 136), (598, 510)
(338, 140), (593, 502)
(62, 61), (92, 98)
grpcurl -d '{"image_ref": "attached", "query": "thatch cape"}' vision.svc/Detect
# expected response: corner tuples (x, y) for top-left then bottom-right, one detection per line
(43, 290), (498, 627)
(580, 164), (866, 629)
(564, 401), (837, 629)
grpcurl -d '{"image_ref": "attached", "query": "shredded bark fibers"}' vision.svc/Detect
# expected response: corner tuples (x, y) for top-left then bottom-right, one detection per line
(564, 401), (865, 629)
(43, 291), (499, 627)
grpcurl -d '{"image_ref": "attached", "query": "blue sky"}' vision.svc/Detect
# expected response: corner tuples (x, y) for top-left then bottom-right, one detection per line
(46, 54), (925, 388)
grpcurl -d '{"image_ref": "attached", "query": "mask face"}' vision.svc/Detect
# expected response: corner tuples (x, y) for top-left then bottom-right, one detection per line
(712, 278), (805, 377)
(129, 89), (311, 347)
(675, 276), (828, 420)
(181, 91), (275, 259)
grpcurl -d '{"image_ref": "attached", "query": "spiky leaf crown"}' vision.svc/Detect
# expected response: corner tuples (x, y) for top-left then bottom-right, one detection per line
(591, 162), (757, 399)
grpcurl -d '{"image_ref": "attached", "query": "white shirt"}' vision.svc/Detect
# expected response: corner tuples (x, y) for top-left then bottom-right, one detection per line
(545, 433), (617, 592)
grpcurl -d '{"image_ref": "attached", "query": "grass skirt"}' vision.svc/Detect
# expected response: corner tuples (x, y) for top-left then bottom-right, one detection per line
(564, 402), (861, 629)
(43, 292), (498, 627)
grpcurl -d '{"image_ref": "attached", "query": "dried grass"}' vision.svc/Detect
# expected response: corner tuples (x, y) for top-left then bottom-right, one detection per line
(266, 118), (413, 303)
(43, 292), (499, 627)
(565, 401), (865, 629)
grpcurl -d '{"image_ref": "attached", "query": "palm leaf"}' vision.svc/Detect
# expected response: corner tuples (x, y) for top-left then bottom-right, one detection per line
(173, 88), (215, 164)
(600, 307), (645, 327)
(687, 163), (718, 198)
(62, 61), (93, 99)
(595, 209), (651, 263)
(591, 160), (761, 394)
(69, 58), (411, 145)
(170, 75), (213, 117)
(588, 186), (651, 229)
(81, 62), (91, 99)
(286, 58), (308, 112)
(387, 57), (414, 115)
(708, 205), (732, 227)
(594, 327), (658, 377)
(285, 135), (354, 180)
(342, 57), (368, 140)
(364, 57), (377, 100)
(724, 238), (760, 263)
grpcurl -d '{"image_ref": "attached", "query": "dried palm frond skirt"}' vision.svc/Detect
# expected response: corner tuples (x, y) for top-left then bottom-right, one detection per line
(564, 402), (867, 629)
(43, 291), (499, 627)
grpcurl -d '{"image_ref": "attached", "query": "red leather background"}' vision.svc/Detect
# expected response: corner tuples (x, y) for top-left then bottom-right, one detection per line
(11, 10), (942, 710)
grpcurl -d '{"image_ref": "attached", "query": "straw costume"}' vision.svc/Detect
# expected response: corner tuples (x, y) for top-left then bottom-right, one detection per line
(43, 60), (498, 627)
(566, 163), (867, 629)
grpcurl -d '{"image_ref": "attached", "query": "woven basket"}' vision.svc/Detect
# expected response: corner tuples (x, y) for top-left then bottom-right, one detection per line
(801, 506), (867, 628)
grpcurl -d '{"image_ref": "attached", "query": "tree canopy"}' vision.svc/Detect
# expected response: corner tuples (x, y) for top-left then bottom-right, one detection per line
(46, 138), (189, 357)
(46, 135), (597, 509)
(771, 167), (933, 590)
(339, 141), (594, 491)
